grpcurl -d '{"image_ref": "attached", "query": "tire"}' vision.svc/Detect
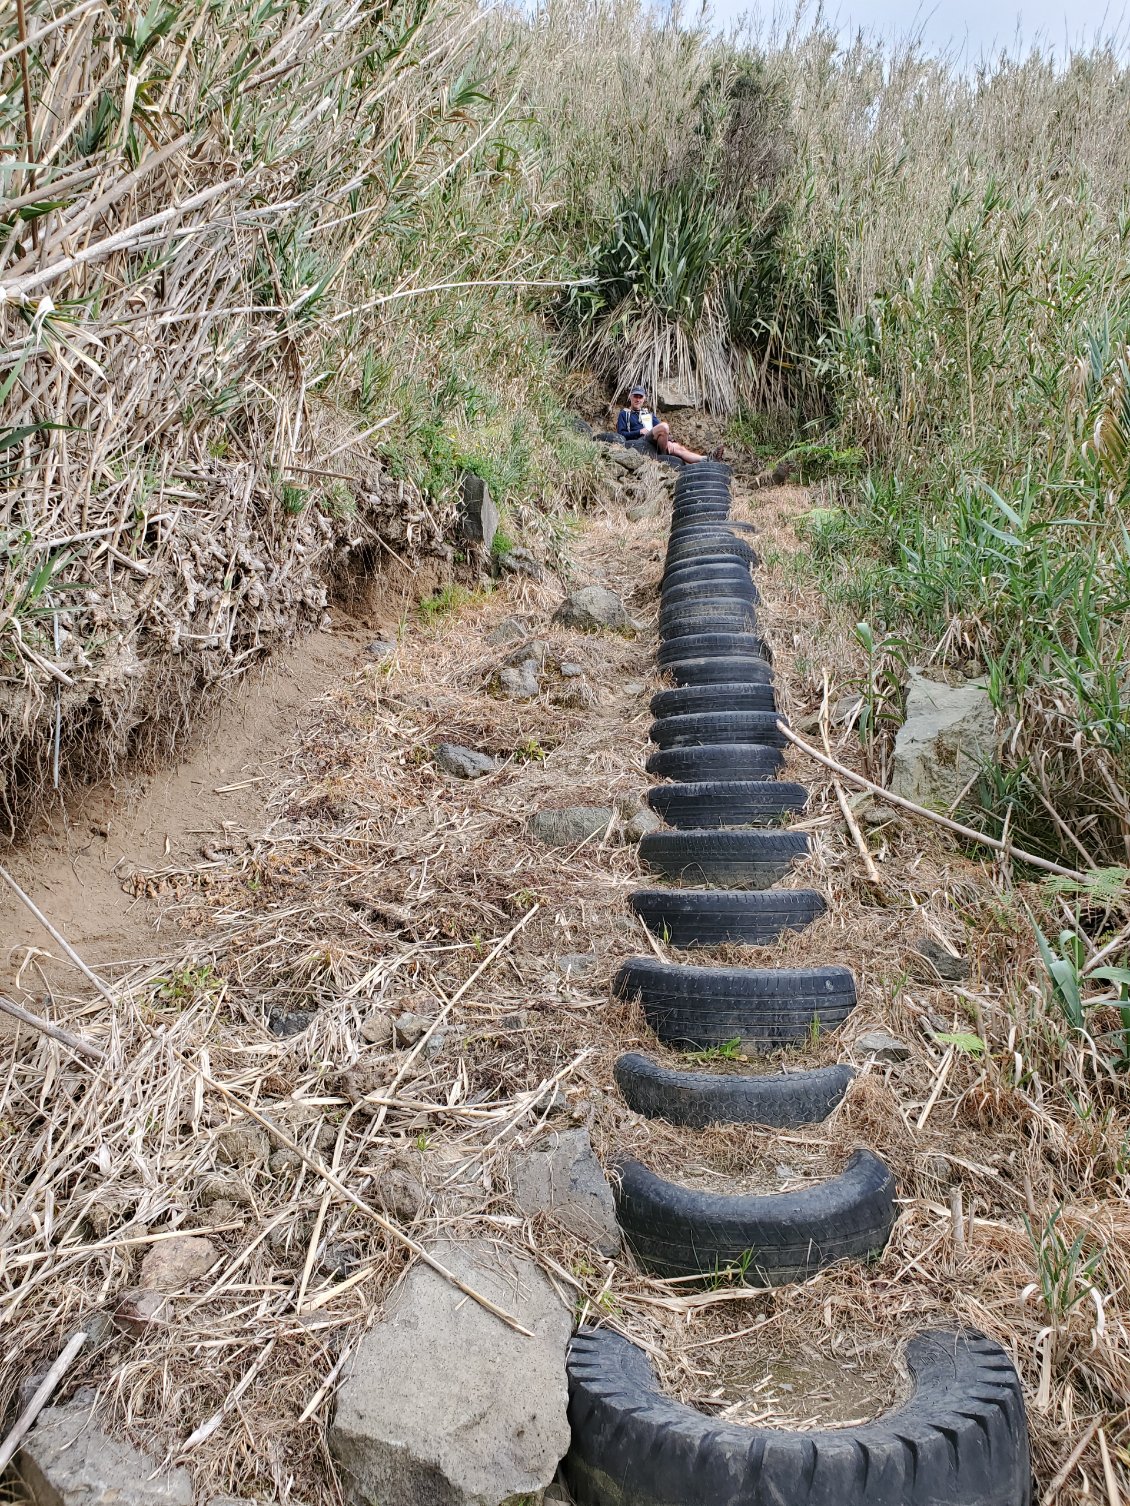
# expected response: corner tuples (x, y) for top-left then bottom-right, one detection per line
(649, 711), (786, 748)
(628, 887), (825, 945)
(613, 1147), (895, 1281)
(647, 781), (808, 828)
(659, 612), (760, 641)
(665, 538), (758, 568)
(663, 656), (774, 687)
(662, 572), (762, 602)
(638, 830), (808, 887)
(675, 459), (732, 487)
(613, 1052), (855, 1128)
(646, 744), (785, 782)
(661, 563), (753, 590)
(613, 958), (857, 1050)
(565, 1326), (1032, 1506)
(658, 633), (770, 667)
(650, 684), (777, 717)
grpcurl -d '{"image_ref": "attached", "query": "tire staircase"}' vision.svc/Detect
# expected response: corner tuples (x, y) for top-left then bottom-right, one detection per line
(561, 462), (1033, 1506)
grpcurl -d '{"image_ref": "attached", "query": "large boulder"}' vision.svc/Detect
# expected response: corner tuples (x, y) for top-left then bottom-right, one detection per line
(512, 1129), (621, 1257)
(331, 1239), (571, 1506)
(890, 671), (995, 811)
(19, 1398), (194, 1506)
(656, 379), (697, 409)
(551, 587), (633, 634)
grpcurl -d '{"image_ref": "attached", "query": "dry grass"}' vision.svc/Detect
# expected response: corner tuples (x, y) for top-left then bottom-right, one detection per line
(1, 457), (1128, 1502)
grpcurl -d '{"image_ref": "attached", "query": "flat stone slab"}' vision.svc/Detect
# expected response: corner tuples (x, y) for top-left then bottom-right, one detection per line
(435, 743), (499, 779)
(20, 1399), (193, 1506)
(891, 670), (995, 811)
(528, 807), (615, 847)
(331, 1239), (571, 1506)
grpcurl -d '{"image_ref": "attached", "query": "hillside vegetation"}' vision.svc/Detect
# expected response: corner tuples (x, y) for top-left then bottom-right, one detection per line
(3, 1), (1129, 857)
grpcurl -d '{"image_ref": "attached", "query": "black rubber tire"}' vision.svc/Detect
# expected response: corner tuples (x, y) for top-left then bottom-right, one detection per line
(649, 711), (786, 748)
(674, 459), (731, 487)
(672, 490), (732, 508)
(629, 887), (825, 945)
(659, 611), (760, 640)
(661, 563), (753, 591)
(663, 655), (774, 687)
(665, 538), (758, 568)
(613, 958), (857, 1051)
(650, 684), (777, 717)
(613, 1052), (855, 1128)
(565, 1326), (1032, 1506)
(614, 1147), (895, 1281)
(662, 573), (758, 601)
(646, 744), (785, 782)
(647, 781), (808, 828)
(658, 633), (770, 667)
(638, 830), (808, 887)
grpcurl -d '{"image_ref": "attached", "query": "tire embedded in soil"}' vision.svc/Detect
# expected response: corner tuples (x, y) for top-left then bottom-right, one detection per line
(564, 1326), (1032, 1506)
(613, 1052), (854, 1128)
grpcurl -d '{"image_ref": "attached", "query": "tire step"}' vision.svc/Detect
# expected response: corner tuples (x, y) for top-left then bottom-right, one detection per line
(649, 684), (777, 717)
(638, 829), (808, 887)
(613, 1148), (897, 1282)
(629, 887), (825, 946)
(647, 780), (808, 828)
(649, 711), (786, 749)
(613, 957), (857, 1051)
(614, 1052), (854, 1128)
(645, 743), (784, 782)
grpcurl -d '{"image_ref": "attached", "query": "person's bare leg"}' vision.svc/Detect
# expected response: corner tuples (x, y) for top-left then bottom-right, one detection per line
(668, 440), (706, 462)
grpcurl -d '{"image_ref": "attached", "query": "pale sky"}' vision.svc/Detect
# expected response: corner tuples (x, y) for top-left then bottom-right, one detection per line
(707, 0), (1130, 62)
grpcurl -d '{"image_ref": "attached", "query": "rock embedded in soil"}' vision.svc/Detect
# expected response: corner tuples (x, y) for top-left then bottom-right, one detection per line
(890, 669), (995, 811)
(497, 658), (541, 700)
(856, 1029), (911, 1063)
(19, 1399), (194, 1506)
(331, 1238), (571, 1506)
(361, 1013), (394, 1046)
(485, 616), (532, 646)
(605, 445), (645, 472)
(267, 1006), (316, 1037)
(394, 1011), (433, 1045)
(497, 544), (544, 580)
(434, 742), (499, 779)
(364, 637), (396, 659)
(111, 1289), (173, 1341)
(552, 586), (634, 634)
(528, 806), (615, 847)
(914, 935), (971, 981)
(459, 474), (499, 551)
(555, 953), (595, 979)
(621, 805), (662, 842)
(512, 1128), (621, 1257)
(139, 1234), (218, 1292)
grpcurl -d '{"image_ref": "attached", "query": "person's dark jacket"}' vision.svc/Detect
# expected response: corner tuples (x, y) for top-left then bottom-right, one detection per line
(617, 407), (650, 442)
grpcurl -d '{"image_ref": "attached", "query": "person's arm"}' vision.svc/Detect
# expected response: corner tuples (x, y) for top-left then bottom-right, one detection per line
(617, 409), (633, 438)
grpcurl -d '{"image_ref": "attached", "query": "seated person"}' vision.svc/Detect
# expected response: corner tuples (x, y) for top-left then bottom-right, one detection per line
(616, 385), (723, 463)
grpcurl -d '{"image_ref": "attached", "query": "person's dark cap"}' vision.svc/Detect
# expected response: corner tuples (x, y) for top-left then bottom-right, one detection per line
(629, 385), (647, 397)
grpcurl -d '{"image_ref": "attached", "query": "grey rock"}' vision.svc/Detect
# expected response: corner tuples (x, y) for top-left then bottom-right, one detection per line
(497, 545), (544, 580)
(364, 638), (395, 660)
(622, 806), (662, 843)
(459, 474), (498, 551)
(623, 681), (645, 696)
(498, 660), (541, 700)
(914, 936), (971, 981)
(849, 794), (902, 829)
(626, 503), (654, 522)
(19, 1399), (193, 1506)
(890, 670), (996, 810)
(570, 416), (593, 436)
(435, 742), (498, 779)
(361, 1013), (395, 1047)
(606, 445), (645, 472)
(656, 379), (697, 409)
(504, 638), (550, 667)
(394, 1011), (432, 1046)
(320, 1242), (355, 1277)
(268, 1007), (316, 1038)
(554, 953), (594, 979)
(140, 1235), (218, 1292)
(558, 662), (584, 678)
(856, 1029), (911, 1063)
(832, 693), (863, 727)
(331, 1239), (571, 1506)
(528, 807), (615, 847)
(485, 616), (531, 646)
(552, 587), (633, 634)
(512, 1128), (620, 1257)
